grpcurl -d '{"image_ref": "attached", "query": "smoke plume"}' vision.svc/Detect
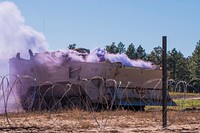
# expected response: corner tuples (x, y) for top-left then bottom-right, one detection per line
(0, 1), (48, 113)
(33, 47), (157, 70)
(0, 1), (48, 76)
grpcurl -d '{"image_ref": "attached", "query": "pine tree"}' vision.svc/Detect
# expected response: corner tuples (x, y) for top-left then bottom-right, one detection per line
(147, 46), (162, 66)
(117, 42), (126, 54)
(190, 40), (200, 79)
(105, 42), (119, 54)
(135, 45), (147, 60)
(126, 43), (136, 59)
(68, 43), (76, 49)
(167, 48), (190, 81)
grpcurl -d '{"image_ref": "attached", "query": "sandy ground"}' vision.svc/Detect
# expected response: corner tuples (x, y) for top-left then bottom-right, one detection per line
(0, 109), (200, 133)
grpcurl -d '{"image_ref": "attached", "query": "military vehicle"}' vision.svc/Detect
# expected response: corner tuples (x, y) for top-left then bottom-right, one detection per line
(9, 49), (176, 111)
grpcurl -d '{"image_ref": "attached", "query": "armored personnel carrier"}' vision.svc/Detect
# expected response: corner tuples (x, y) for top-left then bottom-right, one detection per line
(9, 49), (175, 111)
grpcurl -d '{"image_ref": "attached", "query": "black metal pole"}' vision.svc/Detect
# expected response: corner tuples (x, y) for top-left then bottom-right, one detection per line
(162, 36), (167, 128)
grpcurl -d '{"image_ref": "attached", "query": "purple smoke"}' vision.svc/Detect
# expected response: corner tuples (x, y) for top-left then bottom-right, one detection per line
(86, 47), (157, 69)
(34, 47), (157, 70)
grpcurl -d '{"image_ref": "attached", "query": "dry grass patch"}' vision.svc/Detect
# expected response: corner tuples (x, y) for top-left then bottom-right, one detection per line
(0, 108), (200, 132)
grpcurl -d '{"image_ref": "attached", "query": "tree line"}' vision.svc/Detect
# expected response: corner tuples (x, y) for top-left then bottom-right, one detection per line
(68, 41), (200, 82)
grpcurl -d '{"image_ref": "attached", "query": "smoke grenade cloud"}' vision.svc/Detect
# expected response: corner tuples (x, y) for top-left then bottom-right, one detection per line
(0, 1), (48, 113)
(0, 1), (48, 76)
(34, 47), (157, 71)
(89, 47), (157, 69)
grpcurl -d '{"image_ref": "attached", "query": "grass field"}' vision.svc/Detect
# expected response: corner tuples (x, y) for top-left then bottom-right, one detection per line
(169, 92), (200, 99)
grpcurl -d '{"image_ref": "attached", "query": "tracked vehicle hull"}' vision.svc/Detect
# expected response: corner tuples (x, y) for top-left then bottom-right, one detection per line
(9, 51), (176, 111)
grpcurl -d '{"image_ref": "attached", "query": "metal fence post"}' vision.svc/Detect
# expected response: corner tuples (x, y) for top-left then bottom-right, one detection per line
(162, 36), (167, 128)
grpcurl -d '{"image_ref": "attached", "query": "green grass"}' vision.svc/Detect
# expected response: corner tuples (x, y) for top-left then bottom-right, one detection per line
(169, 92), (200, 98)
(145, 92), (200, 110)
(174, 99), (200, 108)
(145, 99), (200, 111)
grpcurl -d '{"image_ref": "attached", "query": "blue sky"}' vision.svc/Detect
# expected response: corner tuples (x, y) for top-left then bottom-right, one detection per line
(7, 0), (200, 57)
